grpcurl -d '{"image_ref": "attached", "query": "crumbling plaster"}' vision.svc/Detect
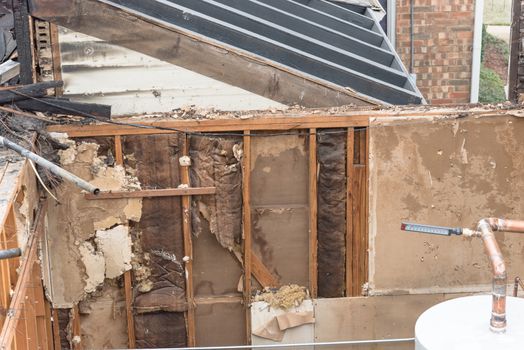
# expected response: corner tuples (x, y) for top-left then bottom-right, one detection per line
(368, 115), (524, 294)
(44, 136), (142, 307)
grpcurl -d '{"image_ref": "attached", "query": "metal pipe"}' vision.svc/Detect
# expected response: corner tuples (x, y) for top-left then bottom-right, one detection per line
(475, 218), (524, 333)
(0, 248), (21, 260)
(513, 277), (524, 297)
(132, 337), (415, 350)
(0, 136), (99, 195)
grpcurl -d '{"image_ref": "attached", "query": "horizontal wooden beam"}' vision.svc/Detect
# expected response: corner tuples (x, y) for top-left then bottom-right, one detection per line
(85, 187), (216, 200)
(29, 0), (376, 107)
(47, 115), (369, 137)
(194, 295), (243, 305)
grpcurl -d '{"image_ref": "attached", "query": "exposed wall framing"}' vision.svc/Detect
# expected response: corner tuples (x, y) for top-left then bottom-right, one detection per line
(48, 113), (371, 345)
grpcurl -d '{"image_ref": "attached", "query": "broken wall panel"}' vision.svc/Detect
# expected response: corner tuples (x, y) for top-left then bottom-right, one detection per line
(250, 134), (309, 287)
(317, 130), (347, 298)
(134, 312), (187, 348)
(195, 302), (246, 346)
(78, 283), (128, 349)
(122, 134), (187, 346)
(369, 116), (524, 293)
(43, 139), (142, 307)
(189, 135), (243, 249)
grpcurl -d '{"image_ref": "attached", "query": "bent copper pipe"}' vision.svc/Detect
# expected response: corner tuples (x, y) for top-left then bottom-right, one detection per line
(476, 218), (524, 333)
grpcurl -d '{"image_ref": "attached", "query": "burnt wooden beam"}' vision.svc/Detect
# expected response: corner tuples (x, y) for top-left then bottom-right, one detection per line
(0, 80), (62, 104)
(11, 0), (34, 84)
(15, 97), (111, 119)
(28, 0), (377, 107)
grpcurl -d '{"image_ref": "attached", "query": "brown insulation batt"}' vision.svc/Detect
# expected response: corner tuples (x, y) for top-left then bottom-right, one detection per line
(317, 131), (347, 297)
(123, 134), (187, 347)
(189, 135), (243, 249)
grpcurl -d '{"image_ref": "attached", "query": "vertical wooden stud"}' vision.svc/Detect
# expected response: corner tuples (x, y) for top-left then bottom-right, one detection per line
(72, 305), (83, 350)
(308, 129), (318, 298)
(345, 128), (355, 296)
(242, 131), (252, 343)
(180, 135), (196, 346)
(114, 135), (136, 348)
(51, 309), (61, 350)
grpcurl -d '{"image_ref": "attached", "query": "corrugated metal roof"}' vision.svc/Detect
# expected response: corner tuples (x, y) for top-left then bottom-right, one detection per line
(30, 0), (424, 106)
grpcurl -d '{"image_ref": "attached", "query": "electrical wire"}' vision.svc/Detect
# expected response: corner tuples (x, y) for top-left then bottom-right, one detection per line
(8, 89), (518, 138)
(10, 89), (357, 138)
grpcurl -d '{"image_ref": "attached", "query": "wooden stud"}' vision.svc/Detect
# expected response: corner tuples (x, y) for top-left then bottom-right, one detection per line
(0, 203), (46, 350)
(308, 129), (318, 298)
(49, 23), (64, 96)
(363, 128), (369, 291)
(123, 273), (135, 349)
(114, 135), (124, 166)
(24, 268), (38, 350)
(352, 165), (365, 296)
(345, 128), (355, 296)
(51, 309), (61, 350)
(72, 305), (83, 350)
(84, 187), (216, 200)
(180, 135), (196, 347)
(242, 130), (252, 344)
(114, 135), (136, 349)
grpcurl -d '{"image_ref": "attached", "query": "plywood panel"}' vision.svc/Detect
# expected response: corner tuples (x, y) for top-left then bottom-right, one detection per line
(314, 294), (466, 350)
(195, 302), (246, 346)
(369, 116), (524, 293)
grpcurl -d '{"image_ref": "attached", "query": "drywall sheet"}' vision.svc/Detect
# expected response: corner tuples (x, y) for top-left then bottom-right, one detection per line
(189, 135), (243, 249)
(78, 283), (128, 349)
(369, 115), (524, 293)
(195, 302), (246, 346)
(314, 294), (465, 350)
(123, 135), (187, 345)
(251, 134), (309, 286)
(251, 300), (314, 347)
(317, 131), (347, 297)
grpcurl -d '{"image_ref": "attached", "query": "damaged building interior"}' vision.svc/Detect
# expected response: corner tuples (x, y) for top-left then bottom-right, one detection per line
(0, 0), (522, 349)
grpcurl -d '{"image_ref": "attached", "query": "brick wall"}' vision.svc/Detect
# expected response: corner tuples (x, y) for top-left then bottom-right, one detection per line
(396, 0), (475, 104)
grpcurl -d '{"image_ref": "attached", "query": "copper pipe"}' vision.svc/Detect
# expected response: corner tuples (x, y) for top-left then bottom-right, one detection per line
(476, 218), (524, 333)
(514, 277), (524, 297)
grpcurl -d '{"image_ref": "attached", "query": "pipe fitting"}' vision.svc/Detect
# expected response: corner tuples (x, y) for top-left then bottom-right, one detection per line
(475, 218), (524, 333)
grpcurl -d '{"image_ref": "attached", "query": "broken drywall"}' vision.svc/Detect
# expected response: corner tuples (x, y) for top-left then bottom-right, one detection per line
(78, 283), (128, 349)
(189, 136), (243, 250)
(317, 131), (347, 298)
(369, 115), (524, 294)
(44, 137), (142, 307)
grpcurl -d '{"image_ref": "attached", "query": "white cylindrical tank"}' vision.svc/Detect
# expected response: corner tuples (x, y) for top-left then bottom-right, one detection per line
(415, 295), (524, 350)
